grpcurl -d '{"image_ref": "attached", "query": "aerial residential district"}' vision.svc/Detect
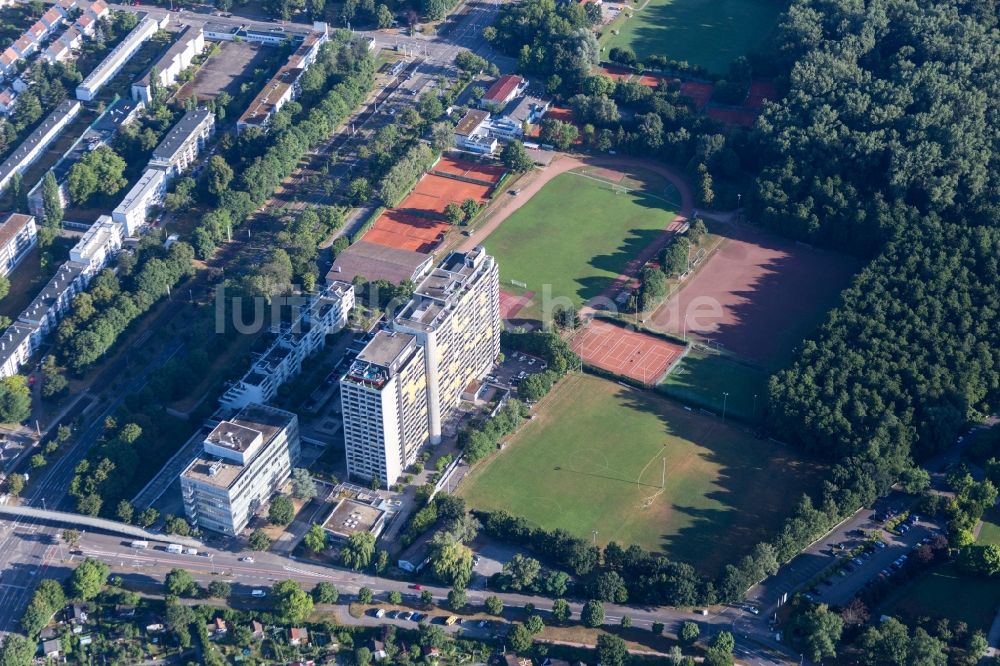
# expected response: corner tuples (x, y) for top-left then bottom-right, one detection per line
(0, 0), (994, 663)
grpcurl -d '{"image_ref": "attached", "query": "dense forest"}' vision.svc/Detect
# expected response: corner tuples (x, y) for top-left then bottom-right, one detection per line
(758, 0), (1000, 474)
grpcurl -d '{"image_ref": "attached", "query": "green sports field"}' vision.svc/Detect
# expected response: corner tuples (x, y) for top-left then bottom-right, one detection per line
(881, 564), (1000, 633)
(485, 169), (680, 320)
(601, 0), (785, 74)
(659, 349), (770, 422)
(459, 373), (819, 575)
(976, 505), (1000, 546)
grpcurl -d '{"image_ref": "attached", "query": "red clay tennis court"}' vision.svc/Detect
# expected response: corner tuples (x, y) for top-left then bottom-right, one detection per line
(637, 73), (678, 89)
(707, 107), (758, 128)
(499, 289), (533, 320)
(403, 174), (493, 213)
(571, 319), (687, 386)
(745, 79), (776, 109)
(600, 65), (633, 81)
(364, 210), (449, 253)
(434, 156), (505, 185)
(680, 81), (715, 111)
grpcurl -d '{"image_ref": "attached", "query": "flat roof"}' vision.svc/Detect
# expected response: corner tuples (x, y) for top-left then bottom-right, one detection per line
(151, 108), (212, 163)
(0, 100), (80, 184)
(322, 498), (385, 539)
(206, 420), (261, 453)
(357, 330), (416, 368)
(327, 240), (431, 285)
(454, 109), (489, 137)
(0, 213), (34, 249)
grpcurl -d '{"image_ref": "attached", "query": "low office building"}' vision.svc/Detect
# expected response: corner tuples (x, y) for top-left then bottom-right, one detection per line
(341, 331), (429, 487)
(76, 14), (165, 101)
(325, 240), (432, 286)
(0, 213), (37, 276)
(180, 403), (301, 535)
(69, 216), (123, 276)
(454, 109), (497, 155)
(147, 108), (214, 176)
(0, 99), (81, 193)
(236, 23), (328, 132)
(491, 94), (551, 140)
(478, 74), (527, 109)
(111, 167), (166, 236)
(321, 496), (387, 542)
(131, 25), (205, 104)
(219, 281), (354, 410)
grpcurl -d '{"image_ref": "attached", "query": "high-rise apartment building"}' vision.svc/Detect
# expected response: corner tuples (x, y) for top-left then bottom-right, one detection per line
(340, 247), (500, 486)
(341, 331), (428, 487)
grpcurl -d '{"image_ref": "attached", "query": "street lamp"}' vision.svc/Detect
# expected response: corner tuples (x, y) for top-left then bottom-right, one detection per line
(722, 392), (729, 421)
(753, 393), (758, 418)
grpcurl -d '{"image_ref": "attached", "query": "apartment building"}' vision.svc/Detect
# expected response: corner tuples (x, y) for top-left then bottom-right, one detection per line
(341, 331), (429, 487)
(0, 213), (37, 276)
(0, 322), (36, 379)
(0, 99), (81, 193)
(393, 247), (501, 444)
(147, 108), (214, 176)
(76, 14), (165, 101)
(180, 403), (300, 535)
(111, 167), (166, 236)
(18, 260), (87, 341)
(131, 25), (205, 104)
(236, 23), (328, 132)
(219, 281), (355, 411)
(340, 248), (501, 486)
(69, 215), (123, 276)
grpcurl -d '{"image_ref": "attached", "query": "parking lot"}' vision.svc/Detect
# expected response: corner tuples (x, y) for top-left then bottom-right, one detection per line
(177, 40), (271, 102)
(485, 351), (549, 394)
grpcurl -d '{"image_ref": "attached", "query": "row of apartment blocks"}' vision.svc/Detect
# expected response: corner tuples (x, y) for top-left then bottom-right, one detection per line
(178, 281), (356, 535)
(131, 24), (205, 105)
(235, 22), (329, 132)
(342, 247), (501, 487)
(0, 107), (214, 379)
(76, 13), (167, 101)
(0, 0), (110, 113)
(0, 214), (122, 378)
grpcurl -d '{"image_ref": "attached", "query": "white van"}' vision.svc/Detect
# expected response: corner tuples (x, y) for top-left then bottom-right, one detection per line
(251, 589), (266, 598)
(183, 547), (198, 556)
(129, 540), (149, 549)
(166, 544), (184, 554)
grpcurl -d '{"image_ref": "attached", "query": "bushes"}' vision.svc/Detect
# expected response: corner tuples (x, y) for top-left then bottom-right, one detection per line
(460, 399), (527, 463)
(377, 143), (436, 207)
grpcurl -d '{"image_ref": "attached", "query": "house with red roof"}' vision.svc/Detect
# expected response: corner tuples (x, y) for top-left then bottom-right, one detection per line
(12, 35), (37, 59)
(478, 74), (527, 109)
(41, 8), (65, 30)
(27, 20), (49, 42)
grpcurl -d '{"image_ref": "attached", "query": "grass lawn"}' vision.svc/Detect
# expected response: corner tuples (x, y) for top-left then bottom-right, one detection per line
(601, 0), (785, 74)
(976, 505), (1000, 546)
(658, 349), (770, 423)
(459, 373), (819, 575)
(485, 169), (680, 319)
(881, 564), (1000, 633)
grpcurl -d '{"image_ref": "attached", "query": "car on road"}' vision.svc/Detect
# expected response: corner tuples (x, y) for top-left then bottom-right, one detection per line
(875, 540), (887, 548)
(387, 610), (400, 619)
(240, 556), (254, 563)
(399, 612), (413, 620)
(411, 612), (424, 622)
(410, 584), (422, 590)
(251, 589), (266, 598)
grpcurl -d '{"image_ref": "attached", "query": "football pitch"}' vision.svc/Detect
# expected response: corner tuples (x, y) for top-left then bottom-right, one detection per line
(459, 373), (819, 575)
(602, 0), (784, 73)
(484, 169), (680, 319)
(658, 348), (771, 422)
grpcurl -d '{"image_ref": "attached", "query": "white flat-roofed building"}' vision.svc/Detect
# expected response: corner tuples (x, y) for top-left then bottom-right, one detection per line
(180, 403), (301, 535)
(76, 14), (165, 101)
(220, 281), (354, 411)
(111, 167), (166, 236)
(69, 216), (122, 276)
(147, 108), (214, 176)
(0, 99), (81, 193)
(392, 247), (501, 444)
(341, 331), (429, 487)
(0, 322), (37, 379)
(131, 25), (205, 104)
(454, 109), (497, 155)
(0, 213), (36, 276)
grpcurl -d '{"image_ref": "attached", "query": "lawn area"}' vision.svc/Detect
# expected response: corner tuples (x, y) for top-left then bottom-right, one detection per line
(658, 348), (770, 422)
(976, 505), (1000, 546)
(484, 169), (680, 319)
(601, 0), (785, 74)
(881, 564), (1000, 633)
(458, 373), (819, 575)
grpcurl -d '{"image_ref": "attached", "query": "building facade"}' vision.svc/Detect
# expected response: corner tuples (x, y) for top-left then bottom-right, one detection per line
(219, 281), (355, 411)
(76, 15), (165, 101)
(0, 213), (37, 276)
(180, 404), (301, 535)
(341, 331), (429, 487)
(131, 25), (205, 104)
(147, 107), (215, 175)
(340, 248), (501, 486)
